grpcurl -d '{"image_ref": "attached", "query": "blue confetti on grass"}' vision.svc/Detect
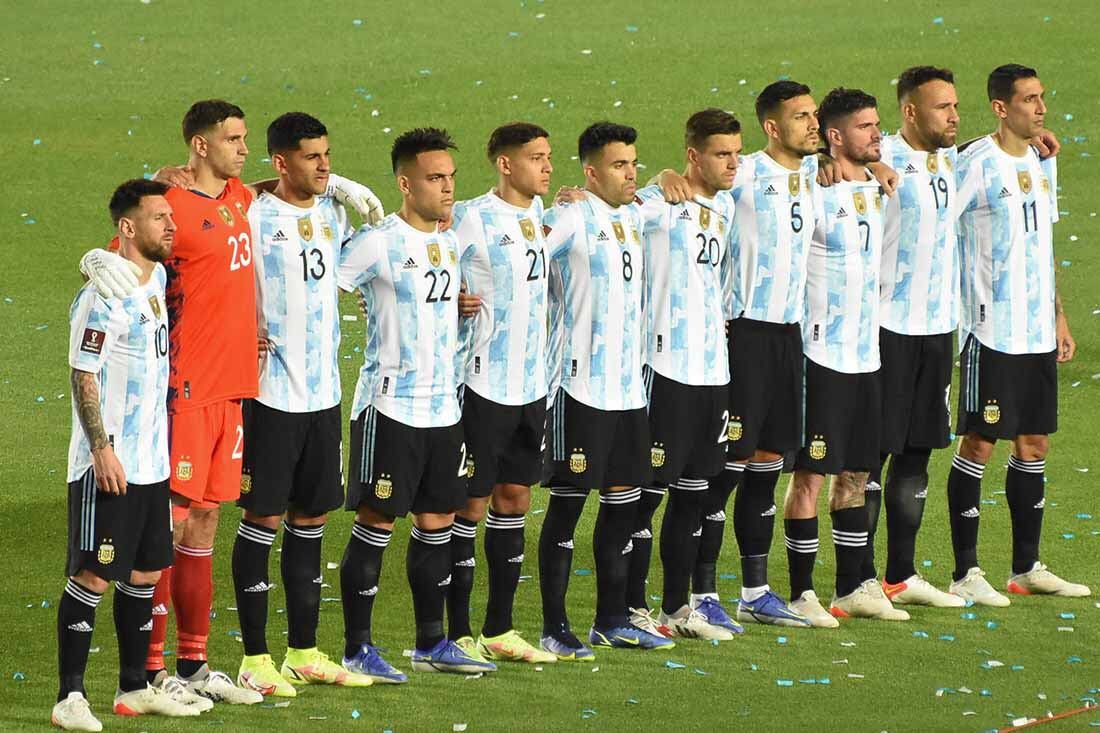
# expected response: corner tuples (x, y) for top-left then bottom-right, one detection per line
(1067, 656), (1083, 664)
(351, 709), (360, 719)
(573, 568), (592, 576)
(776, 679), (794, 687)
(352, 18), (363, 26)
(939, 635), (955, 642)
(665, 661), (686, 669)
(625, 25), (639, 32)
(913, 631), (929, 639)
(13, 672), (25, 681)
(932, 16), (944, 24)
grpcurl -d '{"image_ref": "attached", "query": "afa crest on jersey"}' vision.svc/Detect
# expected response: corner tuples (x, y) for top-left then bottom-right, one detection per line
(148, 295), (161, 320)
(698, 207), (711, 230)
(569, 449), (587, 474)
(650, 443), (666, 468)
(217, 205), (234, 226)
(1017, 171), (1032, 195)
(983, 400), (1001, 424)
(926, 152), (939, 174)
(298, 216), (314, 241)
(97, 539), (115, 565)
(612, 221), (626, 244)
(808, 435), (827, 460)
(374, 474), (393, 499)
(789, 173), (801, 196)
(853, 192), (867, 216)
(427, 242), (442, 267)
(519, 218), (536, 241)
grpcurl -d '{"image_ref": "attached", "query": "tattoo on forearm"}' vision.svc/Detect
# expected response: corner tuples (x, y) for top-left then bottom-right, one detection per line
(71, 370), (108, 451)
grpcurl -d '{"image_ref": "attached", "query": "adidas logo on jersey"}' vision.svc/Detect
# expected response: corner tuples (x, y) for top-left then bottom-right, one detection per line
(243, 581), (273, 593)
(998, 187), (1012, 199)
(836, 207), (849, 218)
(139, 313), (149, 324)
(272, 230), (288, 242)
(201, 219), (215, 231)
(454, 557), (476, 568)
(438, 574), (452, 587)
(764, 184), (779, 196)
(152, 603), (168, 616)
(507, 554), (525, 564)
(359, 585), (379, 597)
(499, 234), (514, 245)
(68, 621), (94, 633)
(961, 507), (980, 518)
(558, 539), (574, 550)
(677, 209), (692, 220)
(905, 163), (919, 174)
(402, 257), (418, 270)
(597, 231), (609, 241)
(139, 619), (153, 632)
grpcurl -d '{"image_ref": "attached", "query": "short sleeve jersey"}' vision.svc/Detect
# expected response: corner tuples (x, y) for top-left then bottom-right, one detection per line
(163, 179), (258, 412)
(879, 133), (960, 336)
(803, 178), (886, 374)
(452, 191), (549, 406)
(67, 265), (170, 484)
(633, 184), (734, 386)
(249, 193), (351, 413)
(543, 192), (646, 411)
(337, 213), (463, 428)
(955, 136), (1058, 355)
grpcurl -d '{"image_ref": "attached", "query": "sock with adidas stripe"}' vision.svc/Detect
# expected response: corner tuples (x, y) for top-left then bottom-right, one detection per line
(659, 481), (706, 615)
(594, 488), (640, 629)
(785, 517), (819, 599)
(538, 489), (587, 634)
(482, 509), (526, 638)
(831, 506), (869, 598)
(446, 516), (478, 640)
(1006, 455), (1045, 574)
(231, 520), (277, 656)
(341, 522), (391, 659)
(861, 476), (883, 582)
(282, 521), (325, 650)
(694, 463), (743, 597)
(947, 453), (985, 581)
(626, 487), (664, 610)
(407, 524), (453, 652)
(115, 581), (155, 693)
(735, 458), (781, 591)
(57, 578), (102, 701)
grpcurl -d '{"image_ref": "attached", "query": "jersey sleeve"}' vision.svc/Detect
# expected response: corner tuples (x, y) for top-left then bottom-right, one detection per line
(68, 287), (122, 373)
(1042, 155), (1059, 224)
(953, 152), (982, 219)
(451, 203), (484, 274)
(720, 200), (736, 320)
(336, 226), (381, 291)
(633, 185), (666, 227)
(542, 204), (579, 260)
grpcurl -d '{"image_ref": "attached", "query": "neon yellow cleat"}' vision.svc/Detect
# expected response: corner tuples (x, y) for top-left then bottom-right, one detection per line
(238, 654), (296, 698)
(454, 636), (494, 666)
(281, 647), (372, 687)
(478, 629), (558, 664)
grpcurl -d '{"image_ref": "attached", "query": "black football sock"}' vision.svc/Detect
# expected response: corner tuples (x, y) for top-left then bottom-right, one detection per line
(784, 517), (818, 599)
(446, 516), (478, 640)
(884, 449), (931, 583)
(660, 481), (706, 614)
(538, 489), (587, 634)
(231, 519), (277, 657)
(114, 582), (155, 693)
(282, 521), (325, 650)
(694, 463), (742, 597)
(832, 506), (869, 598)
(626, 487), (664, 610)
(593, 487), (639, 629)
(341, 522), (391, 658)
(57, 579), (102, 702)
(1006, 456), (1046, 575)
(735, 458), (782, 591)
(407, 524), (452, 652)
(482, 509), (526, 638)
(947, 453), (985, 581)
(861, 478), (883, 582)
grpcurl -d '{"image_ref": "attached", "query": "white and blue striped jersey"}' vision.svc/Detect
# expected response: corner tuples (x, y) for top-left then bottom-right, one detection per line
(250, 193), (351, 413)
(67, 265), (170, 484)
(453, 191), (548, 406)
(955, 136), (1058, 355)
(337, 213), (463, 428)
(544, 192), (646, 411)
(803, 178), (886, 374)
(634, 184), (733, 386)
(723, 151), (818, 323)
(879, 133), (960, 336)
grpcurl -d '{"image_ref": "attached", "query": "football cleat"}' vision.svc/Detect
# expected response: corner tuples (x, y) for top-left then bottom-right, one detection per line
(883, 574), (966, 607)
(153, 672), (216, 710)
(658, 605), (734, 641)
(830, 581), (909, 621)
(410, 638), (498, 674)
(737, 590), (812, 627)
(629, 607), (673, 638)
(281, 647), (372, 687)
(1006, 562), (1091, 597)
(540, 626), (596, 661)
(180, 665), (263, 705)
(478, 629), (558, 664)
(113, 685), (199, 717)
(51, 691), (102, 732)
(343, 644), (408, 684)
(588, 624), (676, 650)
(237, 654), (296, 697)
(789, 590), (840, 628)
(691, 597), (745, 635)
(949, 567), (1010, 607)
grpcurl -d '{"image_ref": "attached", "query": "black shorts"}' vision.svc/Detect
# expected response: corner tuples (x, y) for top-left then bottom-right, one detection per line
(957, 336), (1057, 440)
(347, 406), (467, 517)
(545, 389), (652, 489)
(644, 367), (728, 484)
(462, 388), (547, 498)
(795, 359), (882, 476)
(726, 318), (804, 460)
(66, 469), (173, 582)
(879, 329), (954, 454)
(238, 400), (344, 517)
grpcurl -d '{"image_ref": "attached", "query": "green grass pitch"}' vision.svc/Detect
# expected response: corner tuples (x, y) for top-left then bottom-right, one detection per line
(2, 1), (1098, 730)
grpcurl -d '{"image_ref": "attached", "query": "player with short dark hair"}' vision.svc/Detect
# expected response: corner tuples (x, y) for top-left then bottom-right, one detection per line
(945, 64), (1089, 604)
(53, 180), (201, 730)
(338, 128), (497, 675)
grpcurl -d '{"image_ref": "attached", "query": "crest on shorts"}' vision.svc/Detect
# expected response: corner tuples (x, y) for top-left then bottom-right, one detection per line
(569, 449), (587, 474)
(808, 435), (827, 460)
(217, 205), (234, 226)
(650, 443), (666, 468)
(240, 471), (252, 495)
(97, 539), (115, 565)
(298, 216), (314, 241)
(148, 295), (161, 320)
(698, 207), (711, 230)
(789, 173), (801, 196)
(853, 192), (867, 216)
(727, 416), (743, 442)
(983, 400), (1001, 425)
(466, 455), (475, 479)
(519, 218), (536, 241)
(374, 473), (393, 499)
(427, 242), (442, 267)
(612, 221), (626, 244)
(176, 459), (193, 482)
(1018, 171), (1032, 195)
(926, 153), (939, 174)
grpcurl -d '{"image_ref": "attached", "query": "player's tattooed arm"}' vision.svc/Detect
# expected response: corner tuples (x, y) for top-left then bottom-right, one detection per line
(71, 369), (128, 495)
(1054, 289), (1075, 363)
(828, 471), (869, 512)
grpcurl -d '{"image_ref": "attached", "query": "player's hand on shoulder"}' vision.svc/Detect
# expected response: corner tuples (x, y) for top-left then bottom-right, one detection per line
(816, 154), (846, 187)
(91, 445), (127, 496)
(1032, 129), (1060, 159)
(869, 162), (898, 196)
(80, 249), (141, 299)
(656, 170), (691, 203)
(152, 164), (195, 189)
(554, 185), (586, 206)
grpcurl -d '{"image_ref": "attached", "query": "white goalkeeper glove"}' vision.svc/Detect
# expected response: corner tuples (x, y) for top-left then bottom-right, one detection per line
(327, 173), (385, 225)
(80, 249), (141, 299)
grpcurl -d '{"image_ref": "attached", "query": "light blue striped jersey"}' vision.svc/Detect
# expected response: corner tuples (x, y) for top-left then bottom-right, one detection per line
(337, 213), (463, 428)
(879, 133), (959, 336)
(634, 184), (733, 386)
(544, 192), (646, 411)
(67, 265), (170, 483)
(723, 151), (818, 323)
(249, 193), (351, 412)
(453, 191), (548, 406)
(955, 136), (1058, 355)
(803, 177), (886, 374)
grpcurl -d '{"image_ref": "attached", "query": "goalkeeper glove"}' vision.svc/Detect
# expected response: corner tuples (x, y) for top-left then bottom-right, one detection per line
(327, 173), (385, 225)
(80, 249), (141, 299)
